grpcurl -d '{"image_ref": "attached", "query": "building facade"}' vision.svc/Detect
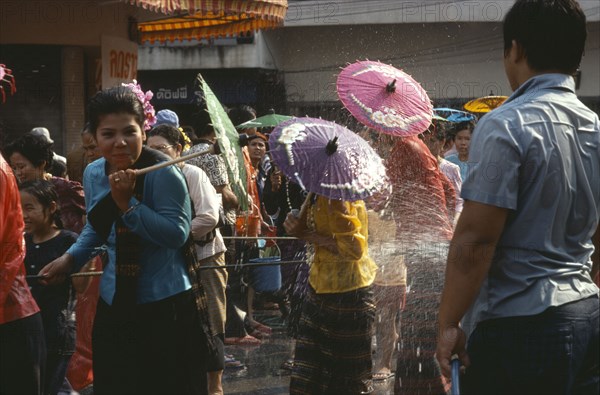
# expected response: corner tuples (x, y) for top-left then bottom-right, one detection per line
(137, 0), (600, 126)
(0, 0), (157, 153)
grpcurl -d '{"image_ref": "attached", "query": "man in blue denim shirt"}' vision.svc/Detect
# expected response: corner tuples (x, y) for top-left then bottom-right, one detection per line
(436, 1), (599, 393)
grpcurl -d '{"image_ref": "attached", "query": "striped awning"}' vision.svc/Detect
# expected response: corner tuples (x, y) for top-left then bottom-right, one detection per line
(124, 0), (288, 43)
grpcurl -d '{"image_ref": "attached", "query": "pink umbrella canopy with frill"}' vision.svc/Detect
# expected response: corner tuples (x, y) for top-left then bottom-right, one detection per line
(337, 60), (432, 137)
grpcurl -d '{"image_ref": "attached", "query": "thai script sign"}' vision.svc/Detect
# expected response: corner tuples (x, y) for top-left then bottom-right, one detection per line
(101, 35), (138, 88)
(155, 86), (188, 101)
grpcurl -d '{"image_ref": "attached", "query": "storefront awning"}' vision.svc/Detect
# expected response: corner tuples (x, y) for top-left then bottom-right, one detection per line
(124, 0), (288, 43)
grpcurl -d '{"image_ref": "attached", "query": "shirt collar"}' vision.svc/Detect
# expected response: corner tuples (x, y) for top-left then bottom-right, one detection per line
(505, 73), (576, 106)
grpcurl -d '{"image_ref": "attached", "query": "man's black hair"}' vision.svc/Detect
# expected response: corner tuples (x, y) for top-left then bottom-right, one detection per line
(503, 0), (586, 74)
(227, 105), (256, 127)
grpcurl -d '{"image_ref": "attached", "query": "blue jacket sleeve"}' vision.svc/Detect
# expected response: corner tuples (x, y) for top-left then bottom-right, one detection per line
(66, 222), (104, 271)
(121, 165), (191, 249)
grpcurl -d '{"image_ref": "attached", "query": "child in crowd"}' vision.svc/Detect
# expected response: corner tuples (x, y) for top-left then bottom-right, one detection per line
(445, 121), (476, 182)
(21, 180), (78, 395)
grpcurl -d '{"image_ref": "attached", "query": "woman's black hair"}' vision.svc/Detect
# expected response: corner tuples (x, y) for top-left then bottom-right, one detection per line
(81, 121), (92, 135)
(19, 179), (64, 229)
(49, 159), (67, 178)
(88, 86), (145, 135)
(147, 124), (185, 147)
(503, 0), (586, 74)
(181, 126), (199, 144)
(190, 111), (215, 140)
(3, 134), (54, 171)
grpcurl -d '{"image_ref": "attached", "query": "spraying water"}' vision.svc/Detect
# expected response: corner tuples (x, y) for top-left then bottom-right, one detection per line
(366, 132), (455, 395)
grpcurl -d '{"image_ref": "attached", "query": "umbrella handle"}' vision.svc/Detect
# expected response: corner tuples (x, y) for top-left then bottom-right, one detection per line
(298, 192), (314, 220)
(451, 358), (461, 395)
(136, 146), (214, 176)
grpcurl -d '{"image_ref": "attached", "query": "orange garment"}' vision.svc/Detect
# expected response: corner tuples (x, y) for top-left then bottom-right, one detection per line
(386, 136), (454, 242)
(67, 270), (101, 391)
(243, 147), (262, 219)
(0, 154), (40, 324)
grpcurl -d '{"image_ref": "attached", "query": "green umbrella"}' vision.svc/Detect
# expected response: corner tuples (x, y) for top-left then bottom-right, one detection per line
(197, 74), (249, 210)
(236, 112), (292, 129)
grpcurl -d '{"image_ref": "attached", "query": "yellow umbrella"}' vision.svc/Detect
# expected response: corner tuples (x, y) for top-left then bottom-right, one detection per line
(463, 95), (508, 113)
(126, 0), (288, 43)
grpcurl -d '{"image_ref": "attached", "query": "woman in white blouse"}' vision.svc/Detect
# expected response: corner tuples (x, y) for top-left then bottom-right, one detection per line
(147, 124), (227, 395)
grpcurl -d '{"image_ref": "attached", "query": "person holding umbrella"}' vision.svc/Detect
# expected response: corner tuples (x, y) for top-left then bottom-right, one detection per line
(271, 117), (387, 395)
(283, 191), (377, 395)
(337, 60), (456, 393)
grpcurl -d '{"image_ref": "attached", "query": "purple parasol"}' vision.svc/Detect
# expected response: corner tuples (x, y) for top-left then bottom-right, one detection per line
(268, 117), (388, 201)
(337, 60), (433, 137)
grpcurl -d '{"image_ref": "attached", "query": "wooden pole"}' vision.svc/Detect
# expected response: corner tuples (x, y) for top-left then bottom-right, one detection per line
(136, 146), (214, 176)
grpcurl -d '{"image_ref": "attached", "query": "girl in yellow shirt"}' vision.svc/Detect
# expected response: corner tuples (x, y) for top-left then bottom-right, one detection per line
(284, 194), (377, 394)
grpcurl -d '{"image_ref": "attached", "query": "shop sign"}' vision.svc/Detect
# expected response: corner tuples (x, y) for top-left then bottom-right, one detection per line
(101, 35), (138, 88)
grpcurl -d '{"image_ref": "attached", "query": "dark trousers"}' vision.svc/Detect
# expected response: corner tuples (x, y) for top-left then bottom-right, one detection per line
(0, 313), (46, 395)
(92, 291), (208, 395)
(225, 267), (247, 338)
(223, 227), (247, 338)
(45, 353), (72, 395)
(463, 295), (599, 395)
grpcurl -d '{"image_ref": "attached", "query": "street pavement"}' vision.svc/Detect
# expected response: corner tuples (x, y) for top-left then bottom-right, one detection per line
(222, 310), (395, 395)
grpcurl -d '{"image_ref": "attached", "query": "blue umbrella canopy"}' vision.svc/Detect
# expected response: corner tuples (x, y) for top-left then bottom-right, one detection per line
(433, 108), (476, 123)
(269, 117), (388, 201)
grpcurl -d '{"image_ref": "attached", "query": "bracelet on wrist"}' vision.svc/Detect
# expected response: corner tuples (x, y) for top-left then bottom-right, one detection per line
(121, 202), (140, 215)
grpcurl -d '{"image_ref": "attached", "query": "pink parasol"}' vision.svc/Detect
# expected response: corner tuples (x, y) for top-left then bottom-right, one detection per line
(337, 60), (432, 137)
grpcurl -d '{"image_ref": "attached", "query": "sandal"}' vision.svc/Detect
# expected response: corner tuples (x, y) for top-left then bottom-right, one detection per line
(372, 371), (395, 381)
(280, 358), (294, 370)
(225, 355), (244, 369)
(224, 335), (261, 346)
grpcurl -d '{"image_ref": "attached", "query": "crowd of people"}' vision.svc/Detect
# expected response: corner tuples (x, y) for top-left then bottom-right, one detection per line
(1, 1), (599, 395)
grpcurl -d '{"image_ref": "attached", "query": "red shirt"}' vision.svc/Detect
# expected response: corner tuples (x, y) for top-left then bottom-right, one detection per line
(0, 155), (40, 324)
(50, 176), (86, 234)
(386, 136), (454, 242)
